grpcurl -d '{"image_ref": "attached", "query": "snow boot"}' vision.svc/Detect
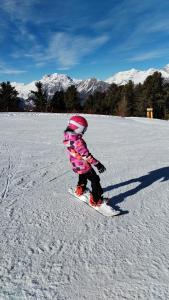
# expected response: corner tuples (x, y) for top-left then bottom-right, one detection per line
(89, 194), (103, 207)
(75, 184), (86, 196)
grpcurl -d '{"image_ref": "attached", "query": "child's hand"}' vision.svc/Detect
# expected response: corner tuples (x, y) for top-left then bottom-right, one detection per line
(96, 162), (106, 173)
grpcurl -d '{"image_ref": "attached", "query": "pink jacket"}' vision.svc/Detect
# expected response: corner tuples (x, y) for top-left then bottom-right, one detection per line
(63, 130), (98, 174)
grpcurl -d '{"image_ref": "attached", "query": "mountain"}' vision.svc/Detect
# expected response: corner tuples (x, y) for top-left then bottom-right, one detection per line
(12, 74), (75, 100)
(11, 64), (169, 100)
(106, 64), (169, 85)
(12, 74), (109, 100)
(75, 78), (109, 100)
(41, 73), (75, 98)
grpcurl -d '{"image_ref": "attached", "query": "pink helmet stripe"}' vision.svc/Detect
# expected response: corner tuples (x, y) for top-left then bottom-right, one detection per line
(69, 119), (85, 131)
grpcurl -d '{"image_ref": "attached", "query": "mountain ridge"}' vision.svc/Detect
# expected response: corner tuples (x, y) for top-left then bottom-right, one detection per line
(11, 64), (169, 99)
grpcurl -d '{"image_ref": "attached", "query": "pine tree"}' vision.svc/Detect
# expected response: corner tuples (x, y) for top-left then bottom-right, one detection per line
(163, 81), (169, 119)
(116, 94), (128, 117)
(30, 81), (48, 112)
(143, 72), (165, 119)
(94, 91), (107, 114)
(49, 90), (66, 112)
(124, 80), (135, 116)
(83, 94), (95, 113)
(0, 81), (19, 112)
(134, 83), (145, 117)
(104, 83), (121, 115)
(64, 85), (81, 112)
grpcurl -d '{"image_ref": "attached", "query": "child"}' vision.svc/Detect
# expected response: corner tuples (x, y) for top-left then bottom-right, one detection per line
(63, 115), (106, 207)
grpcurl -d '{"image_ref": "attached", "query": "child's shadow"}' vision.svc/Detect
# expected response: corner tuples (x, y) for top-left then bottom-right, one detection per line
(104, 166), (169, 214)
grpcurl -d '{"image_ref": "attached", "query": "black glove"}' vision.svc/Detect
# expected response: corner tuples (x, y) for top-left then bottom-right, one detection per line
(96, 162), (106, 173)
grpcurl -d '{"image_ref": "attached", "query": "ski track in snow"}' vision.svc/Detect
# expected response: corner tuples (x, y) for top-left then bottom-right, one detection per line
(0, 113), (169, 300)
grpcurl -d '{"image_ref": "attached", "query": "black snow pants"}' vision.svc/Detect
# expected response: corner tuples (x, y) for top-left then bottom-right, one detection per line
(78, 168), (103, 202)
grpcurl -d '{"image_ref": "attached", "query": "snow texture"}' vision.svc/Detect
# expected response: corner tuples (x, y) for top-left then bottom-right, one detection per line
(0, 113), (169, 300)
(68, 188), (119, 217)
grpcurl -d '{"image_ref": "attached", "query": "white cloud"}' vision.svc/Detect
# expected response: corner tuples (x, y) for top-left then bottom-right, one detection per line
(35, 32), (109, 68)
(93, 0), (169, 56)
(21, 32), (109, 69)
(2, 0), (169, 71)
(0, 63), (26, 75)
(1, 0), (90, 31)
(1, 0), (40, 22)
(146, 20), (169, 33)
(128, 50), (168, 62)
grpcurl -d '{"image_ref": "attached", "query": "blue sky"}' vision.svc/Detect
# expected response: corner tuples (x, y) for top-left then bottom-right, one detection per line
(1, 0), (169, 83)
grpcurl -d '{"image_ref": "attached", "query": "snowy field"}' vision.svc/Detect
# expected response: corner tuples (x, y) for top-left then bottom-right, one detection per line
(0, 113), (169, 300)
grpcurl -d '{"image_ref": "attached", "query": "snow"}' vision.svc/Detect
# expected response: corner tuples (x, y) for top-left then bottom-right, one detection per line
(11, 64), (169, 100)
(12, 74), (75, 100)
(0, 113), (169, 299)
(11, 75), (108, 101)
(41, 74), (75, 98)
(12, 82), (36, 100)
(106, 64), (169, 85)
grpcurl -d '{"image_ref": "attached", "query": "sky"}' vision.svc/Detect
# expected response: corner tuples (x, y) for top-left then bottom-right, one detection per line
(1, 0), (169, 83)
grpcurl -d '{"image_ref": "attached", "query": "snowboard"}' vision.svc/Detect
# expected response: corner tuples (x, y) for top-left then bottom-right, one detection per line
(68, 187), (119, 217)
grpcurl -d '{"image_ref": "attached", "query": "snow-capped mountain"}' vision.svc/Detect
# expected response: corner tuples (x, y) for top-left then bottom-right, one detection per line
(76, 78), (109, 100)
(12, 74), (75, 100)
(12, 74), (109, 100)
(11, 64), (169, 100)
(12, 82), (36, 100)
(106, 64), (169, 85)
(41, 73), (75, 98)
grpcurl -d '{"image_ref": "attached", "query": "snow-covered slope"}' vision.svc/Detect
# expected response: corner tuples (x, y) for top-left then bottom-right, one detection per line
(106, 64), (169, 85)
(0, 113), (169, 299)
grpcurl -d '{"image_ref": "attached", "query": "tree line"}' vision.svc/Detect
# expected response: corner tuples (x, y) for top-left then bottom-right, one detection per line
(0, 72), (169, 119)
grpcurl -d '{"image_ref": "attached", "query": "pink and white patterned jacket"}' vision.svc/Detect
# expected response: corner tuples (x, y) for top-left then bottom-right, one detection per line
(63, 130), (99, 174)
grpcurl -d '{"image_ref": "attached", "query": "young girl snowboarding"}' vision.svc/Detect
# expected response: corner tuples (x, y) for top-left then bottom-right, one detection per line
(63, 115), (106, 207)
